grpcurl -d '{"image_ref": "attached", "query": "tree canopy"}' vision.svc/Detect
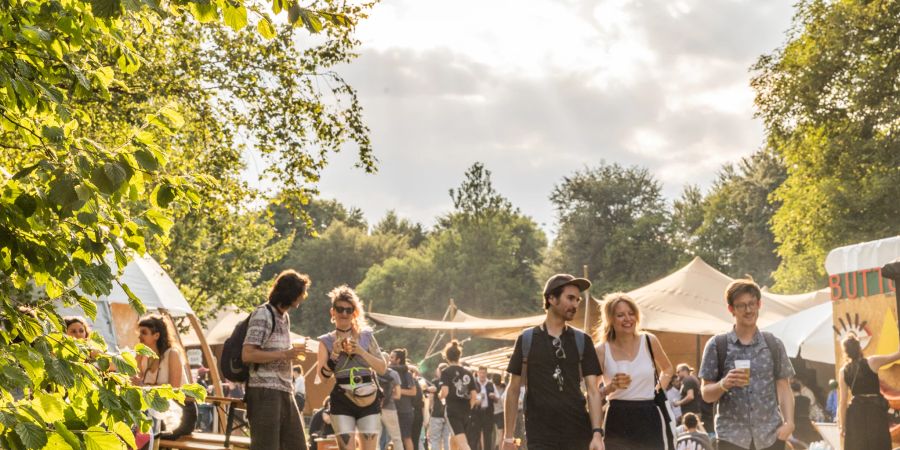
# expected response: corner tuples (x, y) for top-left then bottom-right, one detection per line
(752, 0), (900, 291)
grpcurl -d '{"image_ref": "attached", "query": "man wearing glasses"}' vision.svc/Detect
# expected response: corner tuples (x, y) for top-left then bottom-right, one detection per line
(699, 279), (795, 450)
(503, 274), (605, 450)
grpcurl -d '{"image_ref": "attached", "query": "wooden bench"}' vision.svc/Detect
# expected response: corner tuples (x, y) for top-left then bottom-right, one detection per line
(158, 438), (227, 450)
(188, 433), (251, 448)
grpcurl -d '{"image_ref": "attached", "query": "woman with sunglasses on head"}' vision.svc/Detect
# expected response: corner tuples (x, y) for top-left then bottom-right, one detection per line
(316, 285), (387, 450)
(65, 316), (91, 340)
(596, 293), (675, 450)
(438, 340), (477, 450)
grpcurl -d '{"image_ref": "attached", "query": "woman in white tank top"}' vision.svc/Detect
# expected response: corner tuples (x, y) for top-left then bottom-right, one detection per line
(595, 293), (675, 450)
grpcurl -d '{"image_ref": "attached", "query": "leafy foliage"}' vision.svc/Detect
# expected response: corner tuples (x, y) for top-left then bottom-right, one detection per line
(752, 0), (900, 290)
(359, 163), (547, 358)
(0, 0), (367, 447)
(540, 162), (678, 292)
(671, 150), (786, 287)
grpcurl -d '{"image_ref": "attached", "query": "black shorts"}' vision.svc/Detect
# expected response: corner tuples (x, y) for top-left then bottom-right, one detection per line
(329, 388), (382, 419)
(445, 405), (470, 437)
(494, 412), (504, 429)
(398, 410), (414, 439)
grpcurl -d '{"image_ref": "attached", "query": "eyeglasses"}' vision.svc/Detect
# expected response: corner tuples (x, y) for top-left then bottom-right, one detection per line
(732, 301), (760, 312)
(553, 366), (564, 392)
(333, 306), (355, 315)
(551, 336), (566, 360)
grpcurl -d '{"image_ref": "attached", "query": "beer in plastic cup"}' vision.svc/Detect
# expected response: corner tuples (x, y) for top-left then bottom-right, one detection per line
(616, 361), (632, 389)
(734, 359), (751, 386)
(293, 337), (307, 360)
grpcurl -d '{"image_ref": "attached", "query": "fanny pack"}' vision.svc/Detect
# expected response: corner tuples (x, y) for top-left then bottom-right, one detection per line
(339, 369), (379, 408)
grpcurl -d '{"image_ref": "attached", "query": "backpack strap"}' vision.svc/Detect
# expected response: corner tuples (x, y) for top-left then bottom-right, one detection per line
(715, 333), (728, 381)
(521, 327), (535, 387)
(761, 331), (781, 379)
(715, 331), (781, 381)
(572, 328), (587, 377)
(263, 304), (277, 336)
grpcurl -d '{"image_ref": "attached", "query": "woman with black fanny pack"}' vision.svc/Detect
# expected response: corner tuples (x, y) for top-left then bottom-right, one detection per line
(317, 286), (388, 450)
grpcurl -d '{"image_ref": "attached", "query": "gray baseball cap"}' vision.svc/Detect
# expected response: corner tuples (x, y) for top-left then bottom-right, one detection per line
(543, 274), (591, 296)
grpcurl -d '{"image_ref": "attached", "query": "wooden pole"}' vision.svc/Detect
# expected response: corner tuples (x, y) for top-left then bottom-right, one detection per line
(185, 312), (227, 432)
(583, 265), (591, 333)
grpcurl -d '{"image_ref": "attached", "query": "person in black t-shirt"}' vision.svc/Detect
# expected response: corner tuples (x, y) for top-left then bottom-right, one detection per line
(674, 363), (702, 417)
(427, 363), (452, 450)
(439, 340), (478, 450)
(503, 274), (606, 450)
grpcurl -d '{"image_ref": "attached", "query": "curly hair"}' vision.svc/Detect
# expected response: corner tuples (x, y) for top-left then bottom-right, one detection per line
(328, 285), (369, 333)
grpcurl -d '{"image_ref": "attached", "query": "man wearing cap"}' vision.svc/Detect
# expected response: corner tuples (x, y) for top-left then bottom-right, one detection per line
(503, 274), (605, 450)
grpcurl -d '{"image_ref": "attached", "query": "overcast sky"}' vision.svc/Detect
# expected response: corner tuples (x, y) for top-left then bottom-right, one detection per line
(250, 0), (796, 235)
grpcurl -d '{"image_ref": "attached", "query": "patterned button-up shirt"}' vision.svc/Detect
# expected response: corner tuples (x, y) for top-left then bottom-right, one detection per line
(699, 328), (795, 450)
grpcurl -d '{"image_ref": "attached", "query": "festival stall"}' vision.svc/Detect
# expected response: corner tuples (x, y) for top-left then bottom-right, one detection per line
(824, 236), (900, 444)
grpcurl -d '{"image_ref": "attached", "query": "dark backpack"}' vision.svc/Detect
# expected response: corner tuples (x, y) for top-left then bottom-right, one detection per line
(220, 304), (276, 383)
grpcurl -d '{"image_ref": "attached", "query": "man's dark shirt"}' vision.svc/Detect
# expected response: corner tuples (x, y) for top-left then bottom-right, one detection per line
(680, 375), (702, 414)
(507, 325), (601, 443)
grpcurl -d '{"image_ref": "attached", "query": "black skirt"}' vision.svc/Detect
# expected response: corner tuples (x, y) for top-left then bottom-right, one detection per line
(604, 400), (668, 450)
(845, 396), (891, 450)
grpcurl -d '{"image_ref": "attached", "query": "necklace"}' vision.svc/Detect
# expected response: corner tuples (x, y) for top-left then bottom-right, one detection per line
(335, 326), (352, 333)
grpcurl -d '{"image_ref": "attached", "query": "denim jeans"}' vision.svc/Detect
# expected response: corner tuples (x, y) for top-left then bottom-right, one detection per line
(428, 416), (451, 450)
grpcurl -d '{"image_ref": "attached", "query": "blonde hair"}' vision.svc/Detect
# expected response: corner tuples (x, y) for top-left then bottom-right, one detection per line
(599, 292), (641, 343)
(328, 285), (369, 333)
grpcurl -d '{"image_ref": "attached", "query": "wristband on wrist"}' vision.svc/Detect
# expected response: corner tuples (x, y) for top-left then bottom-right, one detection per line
(719, 379), (729, 391)
(592, 428), (605, 437)
(503, 438), (516, 444)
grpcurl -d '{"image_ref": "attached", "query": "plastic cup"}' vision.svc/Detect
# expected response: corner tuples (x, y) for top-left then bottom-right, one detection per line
(293, 337), (307, 360)
(616, 361), (632, 389)
(734, 360), (751, 386)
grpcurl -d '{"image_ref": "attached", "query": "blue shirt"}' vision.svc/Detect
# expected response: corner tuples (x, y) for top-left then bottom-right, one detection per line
(699, 329), (795, 450)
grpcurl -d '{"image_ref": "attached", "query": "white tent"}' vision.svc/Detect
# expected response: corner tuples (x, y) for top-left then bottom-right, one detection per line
(370, 257), (831, 339)
(825, 235), (900, 275)
(629, 257), (831, 335)
(180, 306), (317, 352)
(57, 252), (194, 351)
(763, 302), (836, 364)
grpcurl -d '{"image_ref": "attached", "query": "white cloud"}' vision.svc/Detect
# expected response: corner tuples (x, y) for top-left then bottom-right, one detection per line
(247, 0), (796, 235)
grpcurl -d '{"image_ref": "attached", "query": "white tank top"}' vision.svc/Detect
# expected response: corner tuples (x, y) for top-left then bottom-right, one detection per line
(601, 335), (656, 401)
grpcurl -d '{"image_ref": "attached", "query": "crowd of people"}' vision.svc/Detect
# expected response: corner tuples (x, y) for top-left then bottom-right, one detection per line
(60, 269), (899, 450)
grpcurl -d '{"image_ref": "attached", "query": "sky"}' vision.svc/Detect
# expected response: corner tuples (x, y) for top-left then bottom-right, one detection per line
(249, 0), (796, 234)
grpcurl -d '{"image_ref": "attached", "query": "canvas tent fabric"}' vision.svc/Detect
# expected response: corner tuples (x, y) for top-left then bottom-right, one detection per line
(369, 257), (829, 339)
(57, 252), (194, 351)
(368, 294), (601, 341)
(762, 302), (835, 364)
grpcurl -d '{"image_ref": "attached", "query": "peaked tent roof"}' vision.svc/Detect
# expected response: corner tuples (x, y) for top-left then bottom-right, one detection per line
(629, 257), (830, 335)
(368, 257), (830, 339)
(762, 302), (835, 364)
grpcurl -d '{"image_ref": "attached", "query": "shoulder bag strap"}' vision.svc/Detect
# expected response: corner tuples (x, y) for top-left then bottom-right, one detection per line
(646, 334), (661, 390)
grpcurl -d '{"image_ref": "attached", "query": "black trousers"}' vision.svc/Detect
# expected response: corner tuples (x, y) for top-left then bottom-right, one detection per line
(716, 439), (785, 450)
(467, 408), (494, 450)
(412, 408), (424, 450)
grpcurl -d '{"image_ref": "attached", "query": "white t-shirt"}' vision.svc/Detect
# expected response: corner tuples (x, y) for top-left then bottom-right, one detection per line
(294, 375), (306, 396)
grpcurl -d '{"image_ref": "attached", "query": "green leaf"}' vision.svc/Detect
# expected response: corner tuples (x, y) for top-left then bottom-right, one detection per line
(14, 194), (37, 217)
(223, 4), (248, 31)
(84, 428), (124, 450)
(299, 10), (324, 33)
(153, 184), (176, 208)
(257, 16), (276, 39)
(42, 433), (74, 450)
(15, 423), (48, 450)
(188, 1), (218, 23)
(133, 149), (159, 171)
(180, 383), (207, 402)
(111, 422), (135, 450)
(76, 295), (98, 321)
(42, 126), (65, 143)
(120, 282), (146, 315)
(53, 423), (80, 450)
(34, 392), (66, 423)
(90, 0), (122, 18)
(48, 177), (79, 210)
(134, 343), (157, 359)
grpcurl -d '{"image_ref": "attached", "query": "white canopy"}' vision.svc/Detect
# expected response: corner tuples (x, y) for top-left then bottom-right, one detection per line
(180, 307), (316, 351)
(762, 302), (836, 364)
(825, 235), (900, 274)
(57, 252), (194, 351)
